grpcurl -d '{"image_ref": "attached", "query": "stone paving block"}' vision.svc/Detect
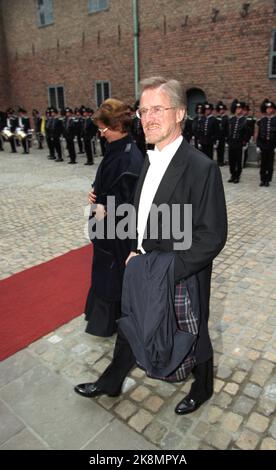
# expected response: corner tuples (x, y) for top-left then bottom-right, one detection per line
(214, 379), (225, 393)
(0, 400), (25, 446)
(246, 412), (270, 433)
(260, 438), (276, 450)
(128, 409), (154, 433)
(243, 383), (262, 399)
(130, 385), (151, 402)
(144, 420), (168, 446)
(231, 371), (247, 384)
(212, 391), (233, 409)
(205, 406), (223, 424)
(0, 350), (37, 388)
(221, 412), (243, 433)
(144, 395), (164, 413)
(160, 431), (184, 450)
(269, 418), (276, 439)
(0, 428), (50, 450)
(233, 396), (255, 416)
(236, 429), (260, 450)
(224, 382), (239, 395)
(114, 400), (138, 420)
(0, 365), (113, 450)
(83, 418), (157, 450)
(204, 429), (232, 450)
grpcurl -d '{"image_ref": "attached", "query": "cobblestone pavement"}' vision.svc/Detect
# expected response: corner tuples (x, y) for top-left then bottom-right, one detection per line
(0, 147), (275, 450)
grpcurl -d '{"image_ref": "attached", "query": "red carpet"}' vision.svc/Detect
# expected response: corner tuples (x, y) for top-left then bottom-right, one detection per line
(0, 245), (92, 361)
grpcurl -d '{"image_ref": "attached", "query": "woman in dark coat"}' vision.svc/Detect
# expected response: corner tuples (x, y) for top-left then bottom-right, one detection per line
(84, 98), (143, 337)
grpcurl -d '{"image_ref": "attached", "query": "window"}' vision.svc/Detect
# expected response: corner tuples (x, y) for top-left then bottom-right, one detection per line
(95, 81), (111, 107)
(37, 0), (53, 27)
(48, 86), (65, 110)
(88, 0), (108, 14)
(269, 30), (276, 78)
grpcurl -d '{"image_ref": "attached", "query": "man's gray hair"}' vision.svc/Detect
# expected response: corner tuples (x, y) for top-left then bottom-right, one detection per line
(139, 76), (185, 108)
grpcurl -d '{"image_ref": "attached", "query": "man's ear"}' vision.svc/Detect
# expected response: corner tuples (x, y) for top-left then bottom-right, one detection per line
(176, 107), (186, 123)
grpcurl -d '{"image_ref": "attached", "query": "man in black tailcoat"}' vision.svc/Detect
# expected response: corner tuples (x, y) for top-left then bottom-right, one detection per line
(74, 77), (227, 415)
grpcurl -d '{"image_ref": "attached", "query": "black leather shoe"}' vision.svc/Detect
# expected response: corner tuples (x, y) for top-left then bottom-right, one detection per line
(74, 382), (120, 398)
(228, 178), (234, 183)
(264, 181), (269, 187)
(259, 181), (265, 186)
(174, 395), (211, 415)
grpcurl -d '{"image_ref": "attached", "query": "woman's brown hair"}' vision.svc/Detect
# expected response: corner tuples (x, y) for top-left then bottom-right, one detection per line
(93, 98), (132, 132)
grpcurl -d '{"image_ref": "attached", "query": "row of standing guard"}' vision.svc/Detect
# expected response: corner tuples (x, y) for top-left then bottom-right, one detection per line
(182, 99), (276, 186)
(0, 106), (100, 165)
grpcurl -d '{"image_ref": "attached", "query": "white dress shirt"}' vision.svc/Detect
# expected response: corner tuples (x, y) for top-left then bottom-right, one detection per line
(137, 135), (183, 253)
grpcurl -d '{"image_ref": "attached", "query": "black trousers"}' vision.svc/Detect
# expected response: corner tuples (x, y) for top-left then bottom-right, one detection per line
(229, 144), (243, 179)
(9, 136), (17, 152)
(217, 139), (225, 165)
(84, 138), (94, 163)
(77, 135), (83, 153)
(66, 138), (76, 162)
(260, 147), (275, 183)
(96, 330), (136, 396)
(201, 144), (214, 159)
(95, 329), (213, 399)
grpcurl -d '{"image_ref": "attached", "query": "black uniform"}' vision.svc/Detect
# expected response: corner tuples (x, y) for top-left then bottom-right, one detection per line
(198, 114), (220, 159)
(182, 116), (193, 144)
(64, 114), (77, 163)
(216, 114), (229, 166)
(243, 115), (256, 167)
(228, 115), (249, 182)
(257, 116), (276, 185)
(74, 109), (84, 153)
(48, 114), (63, 161)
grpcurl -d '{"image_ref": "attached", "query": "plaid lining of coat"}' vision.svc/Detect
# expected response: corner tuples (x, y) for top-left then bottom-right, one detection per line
(145, 279), (199, 383)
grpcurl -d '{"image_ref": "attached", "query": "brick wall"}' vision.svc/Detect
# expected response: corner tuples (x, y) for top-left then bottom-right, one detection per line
(0, 0), (275, 115)
(0, 0), (11, 109)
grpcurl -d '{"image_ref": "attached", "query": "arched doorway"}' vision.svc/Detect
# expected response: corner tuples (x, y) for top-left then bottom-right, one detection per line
(186, 88), (206, 117)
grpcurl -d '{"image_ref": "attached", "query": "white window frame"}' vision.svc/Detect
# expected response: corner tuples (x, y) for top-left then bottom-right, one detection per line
(95, 81), (111, 107)
(37, 0), (54, 27)
(269, 30), (276, 78)
(88, 0), (109, 14)
(47, 85), (66, 111)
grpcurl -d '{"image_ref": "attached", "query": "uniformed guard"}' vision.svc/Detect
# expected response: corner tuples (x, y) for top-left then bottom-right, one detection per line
(182, 114), (194, 144)
(48, 107), (63, 161)
(82, 107), (98, 165)
(228, 99), (250, 183)
(17, 108), (31, 154)
(64, 107), (77, 164)
(197, 102), (220, 159)
(192, 103), (205, 150)
(74, 107), (84, 154)
(5, 108), (18, 153)
(243, 104), (256, 168)
(256, 99), (276, 187)
(215, 101), (229, 166)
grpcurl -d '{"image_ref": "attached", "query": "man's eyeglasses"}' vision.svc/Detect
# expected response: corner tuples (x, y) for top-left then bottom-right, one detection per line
(136, 106), (176, 119)
(98, 127), (108, 133)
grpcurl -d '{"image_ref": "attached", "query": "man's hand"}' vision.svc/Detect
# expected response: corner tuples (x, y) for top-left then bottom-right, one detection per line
(125, 251), (139, 266)
(93, 203), (106, 221)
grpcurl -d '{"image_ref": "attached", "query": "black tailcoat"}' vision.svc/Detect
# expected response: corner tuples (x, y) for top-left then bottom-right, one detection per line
(132, 138), (228, 362)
